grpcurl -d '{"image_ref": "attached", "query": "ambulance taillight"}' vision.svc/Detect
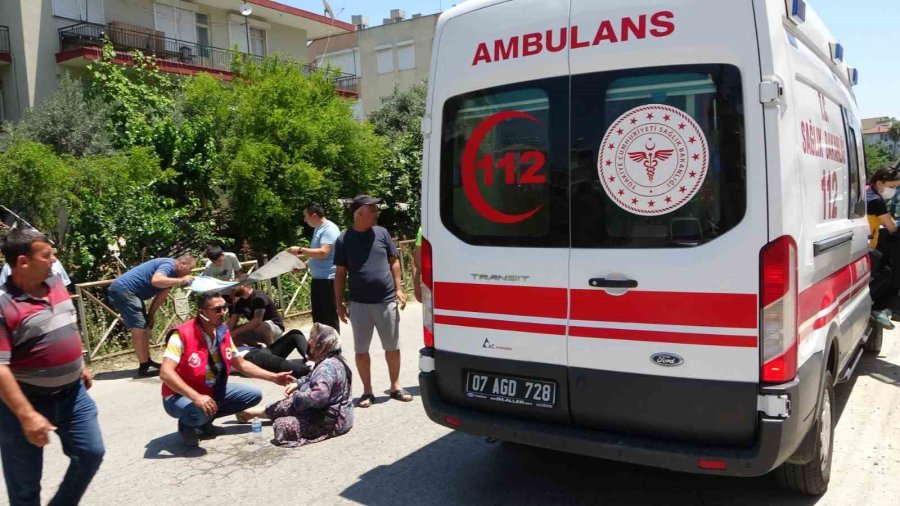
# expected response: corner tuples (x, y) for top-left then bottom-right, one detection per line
(760, 236), (798, 384)
(422, 236), (434, 348)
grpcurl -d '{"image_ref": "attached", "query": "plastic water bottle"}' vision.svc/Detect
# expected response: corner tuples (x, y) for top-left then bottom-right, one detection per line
(250, 417), (263, 444)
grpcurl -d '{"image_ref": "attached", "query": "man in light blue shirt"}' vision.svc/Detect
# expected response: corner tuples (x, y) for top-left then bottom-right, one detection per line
(289, 204), (341, 331)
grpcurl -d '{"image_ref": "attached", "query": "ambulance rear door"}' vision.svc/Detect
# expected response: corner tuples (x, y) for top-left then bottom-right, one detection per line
(427, 0), (574, 424)
(565, 0), (768, 445)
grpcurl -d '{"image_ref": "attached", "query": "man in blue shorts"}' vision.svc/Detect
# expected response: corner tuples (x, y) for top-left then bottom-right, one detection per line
(109, 256), (196, 377)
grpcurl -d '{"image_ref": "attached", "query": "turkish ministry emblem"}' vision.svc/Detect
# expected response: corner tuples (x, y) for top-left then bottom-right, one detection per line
(188, 352), (201, 368)
(597, 104), (709, 216)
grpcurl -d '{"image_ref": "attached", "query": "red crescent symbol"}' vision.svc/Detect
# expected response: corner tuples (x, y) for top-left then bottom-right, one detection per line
(462, 110), (544, 224)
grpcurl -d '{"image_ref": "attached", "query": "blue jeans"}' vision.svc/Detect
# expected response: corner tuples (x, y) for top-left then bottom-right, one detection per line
(0, 381), (105, 506)
(163, 382), (262, 428)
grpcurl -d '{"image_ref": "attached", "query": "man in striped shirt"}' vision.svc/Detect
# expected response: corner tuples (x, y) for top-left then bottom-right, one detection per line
(0, 229), (104, 506)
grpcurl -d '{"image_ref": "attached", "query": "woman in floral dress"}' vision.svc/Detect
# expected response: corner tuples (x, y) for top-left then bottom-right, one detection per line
(237, 323), (353, 447)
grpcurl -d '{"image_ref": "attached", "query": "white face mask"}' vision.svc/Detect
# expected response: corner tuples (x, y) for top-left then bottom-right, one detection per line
(880, 186), (897, 200)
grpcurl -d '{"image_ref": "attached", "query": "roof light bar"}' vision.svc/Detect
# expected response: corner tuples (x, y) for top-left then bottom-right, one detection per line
(848, 67), (859, 86)
(830, 42), (844, 63)
(786, 0), (807, 24)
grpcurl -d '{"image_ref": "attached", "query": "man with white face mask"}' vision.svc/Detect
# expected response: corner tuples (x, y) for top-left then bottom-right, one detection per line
(867, 168), (900, 248)
(867, 168), (900, 328)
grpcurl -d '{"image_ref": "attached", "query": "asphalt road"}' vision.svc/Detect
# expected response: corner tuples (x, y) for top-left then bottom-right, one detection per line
(2, 302), (898, 505)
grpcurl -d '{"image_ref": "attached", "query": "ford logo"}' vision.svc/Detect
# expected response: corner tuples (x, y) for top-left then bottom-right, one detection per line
(651, 353), (684, 367)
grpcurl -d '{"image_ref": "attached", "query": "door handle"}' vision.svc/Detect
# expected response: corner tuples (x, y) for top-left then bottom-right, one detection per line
(589, 278), (638, 289)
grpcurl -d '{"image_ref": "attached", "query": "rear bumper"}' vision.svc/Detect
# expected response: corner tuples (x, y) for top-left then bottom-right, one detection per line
(420, 363), (811, 477)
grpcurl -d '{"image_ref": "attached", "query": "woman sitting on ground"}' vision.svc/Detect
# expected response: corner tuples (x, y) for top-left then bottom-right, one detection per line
(236, 323), (353, 447)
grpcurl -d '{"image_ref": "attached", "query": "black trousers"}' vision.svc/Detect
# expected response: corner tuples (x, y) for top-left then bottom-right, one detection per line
(311, 278), (340, 332)
(243, 329), (310, 378)
(877, 232), (900, 290)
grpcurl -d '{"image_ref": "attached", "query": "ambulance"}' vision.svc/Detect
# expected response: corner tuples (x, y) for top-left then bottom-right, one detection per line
(417, 0), (875, 495)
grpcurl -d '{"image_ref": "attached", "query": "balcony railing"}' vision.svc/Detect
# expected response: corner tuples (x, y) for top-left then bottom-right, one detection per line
(58, 22), (358, 95)
(0, 26), (10, 54)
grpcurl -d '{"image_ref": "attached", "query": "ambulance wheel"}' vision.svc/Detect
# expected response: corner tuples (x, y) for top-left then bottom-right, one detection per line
(775, 371), (834, 495)
(864, 325), (883, 353)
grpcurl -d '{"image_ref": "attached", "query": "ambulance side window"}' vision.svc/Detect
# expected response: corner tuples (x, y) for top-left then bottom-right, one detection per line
(845, 122), (864, 219)
(439, 78), (569, 247)
(570, 64), (746, 248)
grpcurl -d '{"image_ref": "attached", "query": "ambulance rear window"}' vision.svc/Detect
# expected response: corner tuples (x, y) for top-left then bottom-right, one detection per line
(571, 64), (746, 248)
(439, 64), (744, 248)
(439, 78), (570, 247)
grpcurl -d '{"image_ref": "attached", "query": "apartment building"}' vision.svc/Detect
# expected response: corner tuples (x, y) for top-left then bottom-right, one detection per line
(309, 9), (438, 118)
(0, 0), (356, 123)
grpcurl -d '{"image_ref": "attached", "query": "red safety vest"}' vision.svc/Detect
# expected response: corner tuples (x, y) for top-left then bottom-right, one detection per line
(161, 319), (234, 398)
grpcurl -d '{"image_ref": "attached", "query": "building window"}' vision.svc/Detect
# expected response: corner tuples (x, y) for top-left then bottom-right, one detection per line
(53, 0), (105, 24)
(196, 13), (210, 56)
(250, 27), (266, 57)
(376, 48), (394, 74)
(397, 43), (415, 70)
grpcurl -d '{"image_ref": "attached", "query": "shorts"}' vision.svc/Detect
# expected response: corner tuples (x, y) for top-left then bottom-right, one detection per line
(108, 288), (148, 330)
(238, 320), (284, 343)
(349, 300), (400, 353)
(265, 320), (284, 340)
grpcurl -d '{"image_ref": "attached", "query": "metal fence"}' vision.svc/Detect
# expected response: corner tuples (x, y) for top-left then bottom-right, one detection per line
(74, 240), (417, 362)
(57, 22), (359, 95)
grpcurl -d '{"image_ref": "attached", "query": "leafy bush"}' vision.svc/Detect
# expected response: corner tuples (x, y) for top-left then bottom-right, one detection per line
(4, 73), (112, 157)
(0, 140), (73, 236)
(62, 148), (190, 280)
(367, 81), (427, 238)
(212, 57), (387, 252)
(865, 143), (897, 175)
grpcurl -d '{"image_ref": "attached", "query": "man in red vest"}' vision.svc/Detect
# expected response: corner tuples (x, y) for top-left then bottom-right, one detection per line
(160, 292), (294, 446)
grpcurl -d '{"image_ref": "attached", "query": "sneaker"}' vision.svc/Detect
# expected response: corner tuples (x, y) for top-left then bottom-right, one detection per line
(199, 422), (226, 439)
(136, 362), (160, 378)
(178, 424), (200, 447)
(872, 310), (895, 330)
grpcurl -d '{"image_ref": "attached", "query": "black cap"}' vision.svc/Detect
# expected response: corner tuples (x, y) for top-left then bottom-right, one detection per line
(350, 194), (382, 213)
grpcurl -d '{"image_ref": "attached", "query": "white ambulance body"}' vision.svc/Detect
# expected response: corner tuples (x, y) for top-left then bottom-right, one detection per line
(418, 0), (874, 494)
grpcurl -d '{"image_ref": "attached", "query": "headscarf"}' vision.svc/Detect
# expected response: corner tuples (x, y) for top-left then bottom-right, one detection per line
(307, 322), (342, 363)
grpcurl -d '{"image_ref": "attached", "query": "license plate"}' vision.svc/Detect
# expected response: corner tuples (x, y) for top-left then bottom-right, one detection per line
(465, 371), (557, 408)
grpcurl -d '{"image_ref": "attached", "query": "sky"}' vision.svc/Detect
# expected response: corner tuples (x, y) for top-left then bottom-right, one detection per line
(284, 0), (898, 120)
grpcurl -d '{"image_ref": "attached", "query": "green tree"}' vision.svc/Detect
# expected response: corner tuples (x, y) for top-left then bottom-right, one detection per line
(889, 121), (900, 144)
(0, 140), (73, 236)
(367, 81), (427, 238)
(865, 142), (896, 175)
(62, 148), (200, 280)
(87, 42), (222, 210)
(210, 57), (386, 253)
(5, 73), (112, 156)
(87, 41), (178, 149)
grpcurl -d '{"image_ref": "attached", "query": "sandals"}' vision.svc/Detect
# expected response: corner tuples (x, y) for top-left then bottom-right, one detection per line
(357, 389), (413, 407)
(389, 389), (413, 402)
(357, 393), (376, 408)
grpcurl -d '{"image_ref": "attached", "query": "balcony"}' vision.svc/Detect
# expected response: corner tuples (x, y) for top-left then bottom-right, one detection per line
(56, 23), (358, 97)
(0, 26), (10, 65)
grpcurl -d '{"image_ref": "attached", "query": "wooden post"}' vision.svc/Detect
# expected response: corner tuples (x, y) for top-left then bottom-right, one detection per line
(74, 287), (91, 362)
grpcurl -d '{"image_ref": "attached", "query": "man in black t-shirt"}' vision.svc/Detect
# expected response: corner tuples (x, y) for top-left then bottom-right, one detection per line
(334, 195), (411, 408)
(227, 285), (285, 347)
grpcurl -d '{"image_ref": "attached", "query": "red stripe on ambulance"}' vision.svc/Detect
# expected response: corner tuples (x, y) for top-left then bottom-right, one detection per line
(434, 282), (567, 319)
(568, 326), (757, 348)
(570, 290), (757, 329)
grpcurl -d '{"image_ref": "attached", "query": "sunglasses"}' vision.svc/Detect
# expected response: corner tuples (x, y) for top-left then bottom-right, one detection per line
(205, 305), (228, 313)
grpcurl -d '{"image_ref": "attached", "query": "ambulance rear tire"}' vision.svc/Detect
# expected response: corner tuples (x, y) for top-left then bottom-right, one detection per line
(775, 370), (834, 496)
(864, 325), (883, 353)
